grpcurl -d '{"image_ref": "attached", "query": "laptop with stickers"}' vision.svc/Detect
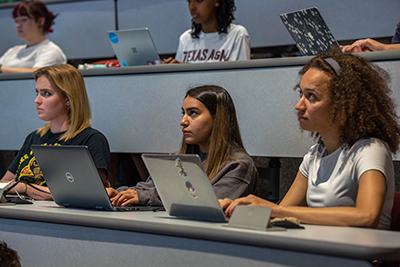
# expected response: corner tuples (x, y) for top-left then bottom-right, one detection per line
(31, 145), (162, 211)
(142, 154), (227, 222)
(107, 28), (161, 67)
(280, 7), (340, 55)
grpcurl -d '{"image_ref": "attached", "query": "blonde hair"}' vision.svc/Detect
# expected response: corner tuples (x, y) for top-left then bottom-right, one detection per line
(179, 85), (246, 180)
(34, 64), (91, 141)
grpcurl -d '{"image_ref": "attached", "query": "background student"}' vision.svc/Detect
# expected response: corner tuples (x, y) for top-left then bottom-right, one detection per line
(341, 22), (400, 53)
(162, 0), (250, 64)
(0, 241), (21, 267)
(0, 64), (110, 200)
(221, 48), (400, 230)
(107, 85), (258, 206)
(0, 0), (66, 74)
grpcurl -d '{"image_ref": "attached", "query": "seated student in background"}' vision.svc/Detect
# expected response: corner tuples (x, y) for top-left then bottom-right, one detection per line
(341, 21), (400, 53)
(0, 0), (67, 74)
(221, 48), (400, 230)
(107, 85), (258, 206)
(0, 64), (110, 200)
(162, 0), (250, 64)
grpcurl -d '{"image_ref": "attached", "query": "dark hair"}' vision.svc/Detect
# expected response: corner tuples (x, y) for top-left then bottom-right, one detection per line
(191, 0), (236, 39)
(179, 85), (246, 179)
(297, 48), (400, 153)
(12, 0), (58, 33)
(0, 241), (21, 267)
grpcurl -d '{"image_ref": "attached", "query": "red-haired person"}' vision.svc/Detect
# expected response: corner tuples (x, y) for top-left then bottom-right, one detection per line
(0, 0), (66, 74)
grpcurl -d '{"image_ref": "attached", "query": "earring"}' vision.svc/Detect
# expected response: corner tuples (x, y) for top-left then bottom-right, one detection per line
(67, 105), (70, 111)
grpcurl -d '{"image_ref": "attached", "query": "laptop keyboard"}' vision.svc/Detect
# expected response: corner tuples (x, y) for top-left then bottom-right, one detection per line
(115, 205), (165, 212)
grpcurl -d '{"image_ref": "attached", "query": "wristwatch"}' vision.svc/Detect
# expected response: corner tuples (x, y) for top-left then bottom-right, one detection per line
(0, 64), (2, 73)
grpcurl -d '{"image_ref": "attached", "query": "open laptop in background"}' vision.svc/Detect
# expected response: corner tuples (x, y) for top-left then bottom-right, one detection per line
(31, 145), (163, 211)
(108, 28), (161, 67)
(280, 7), (340, 56)
(142, 154), (227, 222)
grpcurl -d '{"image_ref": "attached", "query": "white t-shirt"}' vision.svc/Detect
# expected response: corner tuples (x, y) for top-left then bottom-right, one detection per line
(175, 23), (250, 63)
(299, 138), (395, 230)
(0, 39), (67, 69)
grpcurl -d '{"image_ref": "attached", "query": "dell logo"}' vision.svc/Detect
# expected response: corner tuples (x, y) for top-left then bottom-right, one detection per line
(65, 172), (74, 183)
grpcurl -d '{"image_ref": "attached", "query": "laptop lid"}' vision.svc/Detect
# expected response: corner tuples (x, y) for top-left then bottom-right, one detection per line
(142, 154), (226, 222)
(108, 28), (161, 67)
(31, 145), (160, 211)
(280, 7), (340, 56)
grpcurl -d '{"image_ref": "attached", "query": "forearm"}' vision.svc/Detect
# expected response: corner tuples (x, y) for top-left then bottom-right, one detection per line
(275, 205), (380, 228)
(1, 66), (39, 74)
(25, 184), (53, 200)
(382, 43), (400, 51)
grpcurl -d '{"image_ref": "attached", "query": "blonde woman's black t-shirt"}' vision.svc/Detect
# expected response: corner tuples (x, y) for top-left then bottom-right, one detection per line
(8, 127), (110, 186)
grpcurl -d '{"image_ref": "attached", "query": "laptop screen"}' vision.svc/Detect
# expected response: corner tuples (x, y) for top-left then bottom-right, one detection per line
(280, 7), (340, 56)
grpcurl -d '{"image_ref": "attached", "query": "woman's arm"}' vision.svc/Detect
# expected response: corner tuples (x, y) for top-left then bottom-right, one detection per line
(0, 171), (16, 183)
(279, 171), (308, 207)
(1, 171), (53, 200)
(1, 65), (40, 73)
(212, 158), (258, 200)
(224, 170), (386, 228)
(341, 38), (400, 53)
(25, 184), (53, 200)
(107, 177), (162, 206)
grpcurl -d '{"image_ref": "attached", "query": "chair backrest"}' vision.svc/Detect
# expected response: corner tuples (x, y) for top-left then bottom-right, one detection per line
(391, 191), (400, 231)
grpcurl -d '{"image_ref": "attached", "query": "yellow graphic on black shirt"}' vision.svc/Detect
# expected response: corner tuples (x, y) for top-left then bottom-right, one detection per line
(16, 143), (61, 186)
(17, 155), (45, 185)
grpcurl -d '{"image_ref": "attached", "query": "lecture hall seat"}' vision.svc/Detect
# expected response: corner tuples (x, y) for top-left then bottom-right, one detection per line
(385, 192), (400, 267)
(391, 192), (400, 231)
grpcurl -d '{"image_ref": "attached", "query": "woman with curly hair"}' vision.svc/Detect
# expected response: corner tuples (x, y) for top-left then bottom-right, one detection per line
(221, 48), (400, 229)
(163, 0), (250, 64)
(0, 0), (66, 73)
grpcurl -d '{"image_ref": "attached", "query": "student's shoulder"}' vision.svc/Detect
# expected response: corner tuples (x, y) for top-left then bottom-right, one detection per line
(36, 40), (66, 55)
(230, 147), (254, 166)
(3, 44), (25, 54)
(79, 127), (107, 138)
(351, 138), (391, 156)
(20, 129), (42, 146)
(179, 29), (193, 41)
(228, 23), (249, 35)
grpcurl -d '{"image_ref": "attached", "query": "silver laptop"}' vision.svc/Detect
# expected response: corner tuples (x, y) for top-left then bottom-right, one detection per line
(31, 145), (160, 211)
(280, 7), (340, 55)
(108, 28), (161, 66)
(142, 154), (227, 222)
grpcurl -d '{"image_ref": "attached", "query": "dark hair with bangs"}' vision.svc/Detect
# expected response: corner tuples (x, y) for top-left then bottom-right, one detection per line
(12, 0), (58, 33)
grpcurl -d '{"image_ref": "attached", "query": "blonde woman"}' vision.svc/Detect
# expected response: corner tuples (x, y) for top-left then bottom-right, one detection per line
(0, 64), (110, 200)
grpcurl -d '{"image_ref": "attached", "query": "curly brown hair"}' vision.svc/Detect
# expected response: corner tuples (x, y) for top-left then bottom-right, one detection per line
(298, 48), (400, 153)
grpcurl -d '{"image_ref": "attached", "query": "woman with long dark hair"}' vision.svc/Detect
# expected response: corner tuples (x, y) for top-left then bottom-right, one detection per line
(107, 85), (257, 206)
